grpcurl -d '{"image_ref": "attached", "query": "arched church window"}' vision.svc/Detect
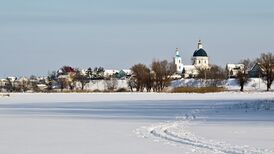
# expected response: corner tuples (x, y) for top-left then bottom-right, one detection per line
(199, 60), (201, 64)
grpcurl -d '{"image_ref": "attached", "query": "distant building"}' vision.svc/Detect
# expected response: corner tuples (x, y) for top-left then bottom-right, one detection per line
(104, 69), (119, 77)
(248, 63), (265, 78)
(57, 66), (76, 76)
(247, 62), (274, 78)
(56, 66), (77, 85)
(192, 40), (209, 69)
(104, 69), (132, 79)
(174, 40), (209, 78)
(226, 64), (244, 78)
(7, 76), (17, 82)
(174, 48), (183, 74)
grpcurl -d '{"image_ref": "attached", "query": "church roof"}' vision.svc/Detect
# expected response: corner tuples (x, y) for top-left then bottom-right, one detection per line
(175, 48), (181, 57)
(193, 48), (208, 57)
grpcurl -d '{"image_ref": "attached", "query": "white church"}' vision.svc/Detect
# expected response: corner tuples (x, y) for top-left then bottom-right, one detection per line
(174, 40), (209, 78)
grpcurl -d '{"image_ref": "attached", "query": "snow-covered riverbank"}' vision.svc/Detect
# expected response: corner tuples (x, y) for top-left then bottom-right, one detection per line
(1, 92), (274, 103)
(0, 92), (274, 154)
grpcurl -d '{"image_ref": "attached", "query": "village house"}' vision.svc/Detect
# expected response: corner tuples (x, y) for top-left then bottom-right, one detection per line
(104, 69), (119, 78)
(57, 66), (77, 81)
(226, 64), (245, 78)
(248, 62), (274, 78)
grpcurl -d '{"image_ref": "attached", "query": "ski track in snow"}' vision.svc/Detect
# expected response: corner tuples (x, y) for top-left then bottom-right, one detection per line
(135, 100), (274, 154)
(1, 93), (274, 154)
(134, 100), (274, 154)
(135, 120), (274, 154)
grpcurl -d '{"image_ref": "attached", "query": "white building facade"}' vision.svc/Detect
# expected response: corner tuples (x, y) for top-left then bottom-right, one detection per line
(174, 40), (209, 78)
(174, 48), (183, 74)
(226, 64), (244, 78)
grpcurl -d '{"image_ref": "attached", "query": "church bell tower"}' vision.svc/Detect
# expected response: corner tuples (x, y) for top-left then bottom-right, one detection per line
(174, 48), (183, 73)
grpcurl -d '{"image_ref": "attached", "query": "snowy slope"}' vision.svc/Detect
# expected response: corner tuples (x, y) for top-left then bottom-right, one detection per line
(83, 79), (128, 91)
(172, 78), (274, 91)
(225, 78), (274, 91)
(61, 78), (274, 92)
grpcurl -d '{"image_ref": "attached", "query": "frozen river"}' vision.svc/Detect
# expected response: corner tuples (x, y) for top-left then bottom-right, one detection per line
(0, 93), (274, 154)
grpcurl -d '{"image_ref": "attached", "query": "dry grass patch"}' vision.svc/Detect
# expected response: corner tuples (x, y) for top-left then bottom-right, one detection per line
(172, 87), (226, 93)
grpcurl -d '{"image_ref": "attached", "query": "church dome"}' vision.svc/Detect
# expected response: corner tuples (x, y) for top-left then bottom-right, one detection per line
(193, 48), (208, 57)
(193, 40), (208, 57)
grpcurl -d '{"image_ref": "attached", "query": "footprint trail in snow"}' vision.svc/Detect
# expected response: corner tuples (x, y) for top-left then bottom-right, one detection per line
(135, 121), (274, 154)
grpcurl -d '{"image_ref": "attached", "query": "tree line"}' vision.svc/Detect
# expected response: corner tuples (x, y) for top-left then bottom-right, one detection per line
(191, 52), (274, 91)
(129, 60), (176, 92)
(0, 66), (108, 92)
(235, 52), (274, 91)
(1, 52), (273, 93)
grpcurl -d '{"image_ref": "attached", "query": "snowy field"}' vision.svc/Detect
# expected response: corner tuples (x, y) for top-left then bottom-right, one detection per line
(172, 78), (274, 91)
(0, 92), (274, 154)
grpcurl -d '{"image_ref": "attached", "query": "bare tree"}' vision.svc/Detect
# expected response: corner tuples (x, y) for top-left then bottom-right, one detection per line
(0, 80), (4, 92)
(104, 78), (118, 91)
(197, 65), (226, 87)
(47, 71), (57, 91)
(93, 67), (105, 79)
(131, 63), (151, 92)
(86, 67), (93, 79)
(257, 52), (274, 91)
(74, 69), (89, 90)
(19, 78), (30, 92)
(31, 82), (39, 92)
(236, 71), (249, 92)
(127, 77), (136, 92)
(58, 77), (69, 92)
(196, 68), (208, 80)
(5, 78), (14, 92)
(151, 60), (176, 92)
(145, 72), (153, 92)
(235, 59), (253, 91)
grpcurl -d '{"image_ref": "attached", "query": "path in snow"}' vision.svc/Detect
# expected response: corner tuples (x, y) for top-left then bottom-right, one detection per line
(1, 93), (274, 154)
(135, 100), (274, 154)
(135, 120), (274, 154)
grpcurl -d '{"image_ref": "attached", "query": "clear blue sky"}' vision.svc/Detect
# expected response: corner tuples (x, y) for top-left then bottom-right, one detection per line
(0, 0), (274, 77)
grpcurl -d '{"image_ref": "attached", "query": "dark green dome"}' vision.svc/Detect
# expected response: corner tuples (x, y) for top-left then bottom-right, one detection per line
(193, 48), (208, 57)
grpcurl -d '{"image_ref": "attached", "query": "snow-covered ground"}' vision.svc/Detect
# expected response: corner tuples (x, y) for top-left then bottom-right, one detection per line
(65, 77), (273, 92)
(0, 93), (274, 154)
(225, 78), (274, 91)
(172, 78), (274, 92)
(82, 79), (129, 91)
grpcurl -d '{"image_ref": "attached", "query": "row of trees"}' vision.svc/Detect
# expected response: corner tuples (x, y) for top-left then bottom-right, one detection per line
(196, 65), (227, 87)
(186, 52), (274, 92)
(1, 76), (47, 92)
(1, 53), (273, 93)
(129, 60), (176, 92)
(0, 66), (107, 92)
(48, 66), (107, 92)
(192, 52), (274, 91)
(236, 52), (274, 91)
